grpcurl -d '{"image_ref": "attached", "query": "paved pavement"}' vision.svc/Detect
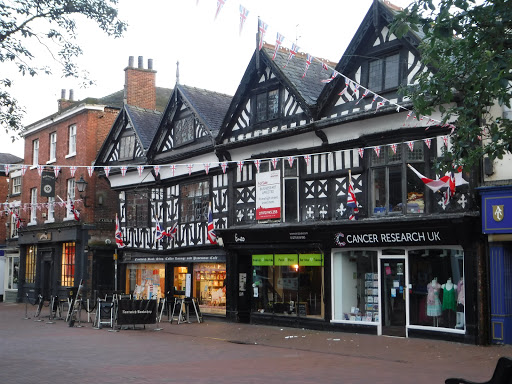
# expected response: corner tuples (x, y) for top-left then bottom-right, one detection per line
(0, 301), (510, 384)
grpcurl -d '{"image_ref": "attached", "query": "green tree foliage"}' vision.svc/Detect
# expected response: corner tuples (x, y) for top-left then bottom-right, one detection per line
(0, 0), (127, 139)
(392, 0), (512, 173)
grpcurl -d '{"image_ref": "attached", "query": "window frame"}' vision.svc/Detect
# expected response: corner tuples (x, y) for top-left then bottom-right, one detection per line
(32, 139), (39, 165)
(367, 52), (401, 93)
(253, 88), (280, 124)
(11, 176), (21, 195)
(125, 189), (150, 227)
(49, 132), (57, 162)
(61, 242), (75, 287)
(25, 245), (37, 284)
(66, 178), (75, 219)
(173, 116), (196, 147)
(30, 188), (37, 223)
(68, 124), (76, 156)
(179, 180), (210, 224)
(119, 135), (136, 160)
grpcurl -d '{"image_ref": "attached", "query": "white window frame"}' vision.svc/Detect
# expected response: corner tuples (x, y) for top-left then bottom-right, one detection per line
(67, 124), (76, 157)
(11, 176), (21, 195)
(32, 139), (39, 166)
(30, 188), (37, 224)
(65, 178), (75, 219)
(48, 132), (57, 163)
(46, 196), (55, 223)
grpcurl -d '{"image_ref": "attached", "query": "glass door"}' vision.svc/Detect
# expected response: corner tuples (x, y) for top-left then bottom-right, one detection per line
(380, 257), (407, 337)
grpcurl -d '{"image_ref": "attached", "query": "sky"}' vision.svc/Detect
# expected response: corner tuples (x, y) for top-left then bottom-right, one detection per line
(0, 0), (413, 158)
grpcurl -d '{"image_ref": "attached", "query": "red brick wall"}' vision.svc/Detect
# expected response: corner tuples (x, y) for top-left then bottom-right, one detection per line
(124, 66), (156, 110)
(0, 175), (8, 241)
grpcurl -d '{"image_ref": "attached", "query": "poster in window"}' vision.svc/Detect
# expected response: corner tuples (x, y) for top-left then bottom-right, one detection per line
(256, 170), (281, 220)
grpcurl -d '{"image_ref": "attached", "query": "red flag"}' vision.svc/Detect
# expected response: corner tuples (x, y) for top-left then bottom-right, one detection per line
(115, 213), (125, 248)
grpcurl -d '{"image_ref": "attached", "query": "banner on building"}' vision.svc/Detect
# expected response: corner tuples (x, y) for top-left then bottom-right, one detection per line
(41, 170), (55, 197)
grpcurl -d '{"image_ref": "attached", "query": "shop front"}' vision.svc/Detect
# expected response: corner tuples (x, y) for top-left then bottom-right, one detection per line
(120, 250), (227, 316)
(218, 215), (483, 343)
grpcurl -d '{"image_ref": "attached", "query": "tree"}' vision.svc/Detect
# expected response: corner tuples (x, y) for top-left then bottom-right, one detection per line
(391, 0), (512, 173)
(0, 0), (127, 139)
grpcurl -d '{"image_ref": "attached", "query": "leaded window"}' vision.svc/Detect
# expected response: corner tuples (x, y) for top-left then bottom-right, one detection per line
(368, 53), (400, 92)
(254, 89), (279, 123)
(174, 116), (195, 146)
(119, 135), (136, 160)
(180, 181), (209, 223)
(125, 190), (149, 227)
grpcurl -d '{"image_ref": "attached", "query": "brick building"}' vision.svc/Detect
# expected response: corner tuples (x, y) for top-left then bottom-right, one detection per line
(16, 57), (171, 304)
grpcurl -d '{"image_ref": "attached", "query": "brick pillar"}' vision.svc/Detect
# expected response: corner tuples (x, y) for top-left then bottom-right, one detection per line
(124, 56), (156, 110)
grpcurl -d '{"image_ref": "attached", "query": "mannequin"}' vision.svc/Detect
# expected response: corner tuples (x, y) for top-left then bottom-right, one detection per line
(456, 278), (465, 329)
(442, 278), (457, 328)
(427, 278), (442, 326)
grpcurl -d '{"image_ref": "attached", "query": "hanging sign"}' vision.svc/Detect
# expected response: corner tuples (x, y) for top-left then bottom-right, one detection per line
(41, 170), (55, 197)
(256, 170), (281, 220)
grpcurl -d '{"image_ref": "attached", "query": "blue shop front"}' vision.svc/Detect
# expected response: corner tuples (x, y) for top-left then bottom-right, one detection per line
(480, 185), (512, 344)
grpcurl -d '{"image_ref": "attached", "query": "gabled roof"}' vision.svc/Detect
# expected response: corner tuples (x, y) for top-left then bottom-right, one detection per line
(125, 105), (163, 151)
(316, 0), (423, 113)
(0, 153), (23, 174)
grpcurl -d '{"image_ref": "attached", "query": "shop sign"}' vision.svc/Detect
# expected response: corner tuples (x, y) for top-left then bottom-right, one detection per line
(41, 171), (55, 198)
(129, 255), (226, 263)
(37, 232), (52, 241)
(252, 254), (273, 266)
(333, 229), (450, 247)
(256, 170), (281, 220)
(274, 254), (298, 266)
(482, 195), (512, 233)
(299, 253), (323, 266)
(116, 299), (157, 325)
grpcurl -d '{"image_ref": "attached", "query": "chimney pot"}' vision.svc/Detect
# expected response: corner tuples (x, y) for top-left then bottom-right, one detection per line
(138, 56), (143, 69)
(69, 89), (74, 101)
(148, 59), (153, 70)
(61, 89), (66, 100)
(128, 56), (134, 67)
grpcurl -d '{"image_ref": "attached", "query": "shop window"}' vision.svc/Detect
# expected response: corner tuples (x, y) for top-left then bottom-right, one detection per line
(370, 143), (426, 215)
(408, 248), (465, 330)
(119, 135), (136, 160)
(180, 181), (209, 224)
(8, 256), (19, 289)
(254, 89), (279, 123)
(25, 245), (37, 284)
(252, 253), (324, 318)
(368, 53), (400, 92)
(61, 242), (75, 287)
(332, 251), (379, 323)
(193, 264), (226, 315)
(173, 116), (195, 146)
(125, 190), (149, 227)
(126, 263), (165, 300)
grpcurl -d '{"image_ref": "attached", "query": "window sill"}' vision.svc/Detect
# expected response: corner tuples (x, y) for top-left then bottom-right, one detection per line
(44, 219), (55, 224)
(46, 159), (56, 165)
(65, 153), (76, 159)
(29, 165), (37, 170)
(63, 216), (75, 222)
(27, 221), (37, 226)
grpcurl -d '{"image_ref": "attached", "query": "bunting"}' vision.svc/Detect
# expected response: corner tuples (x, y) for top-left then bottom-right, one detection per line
(283, 43), (299, 68)
(69, 166), (76, 177)
(214, 0), (226, 20)
(273, 32), (285, 60)
(347, 170), (359, 221)
(87, 166), (94, 177)
(53, 166), (61, 178)
(258, 18), (268, 50)
(302, 53), (313, 78)
(221, 162), (228, 174)
(137, 165), (144, 176)
(120, 166), (127, 176)
(239, 5), (249, 35)
(104, 166), (111, 178)
(115, 213), (125, 248)
(154, 165), (160, 177)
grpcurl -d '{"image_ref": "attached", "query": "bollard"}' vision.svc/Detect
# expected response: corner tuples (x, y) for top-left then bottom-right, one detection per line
(23, 294), (30, 320)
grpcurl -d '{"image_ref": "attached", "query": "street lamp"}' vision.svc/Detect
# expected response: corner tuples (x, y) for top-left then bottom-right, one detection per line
(75, 176), (89, 207)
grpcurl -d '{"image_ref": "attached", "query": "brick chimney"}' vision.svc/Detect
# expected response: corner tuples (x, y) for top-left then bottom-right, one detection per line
(124, 56), (156, 110)
(58, 89), (75, 112)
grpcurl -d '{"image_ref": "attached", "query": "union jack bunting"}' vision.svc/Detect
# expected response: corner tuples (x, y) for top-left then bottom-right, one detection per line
(390, 143), (398, 154)
(407, 141), (415, 152)
(170, 164), (177, 176)
(302, 53), (313, 78)
(273, 33), (285, 60)
(3, 164), (9, 175)
(271, 158), (278, 169)
(214, 0), (226, 20)
(358, 148), (364, 159)
(375, 98), (385, 112)
(204, 163), (210, 175)
(347, 171), (359, 221)
(355, 88), (370, 105)
(283, 43), (299, 68)
(207, 202), (217, 245)
(154, 165), (160, 177)
(403, 110), (412, 126)
(322, 62), (329, 71)
(237, 160), (244, 173)
(287, 156), (295, 168)
(53, 166), (61, 178)
(373, 146), (381, 157)
(87, 166), (94, 177)
(115, 213), (125, 248)
(321, 70), (339, 83)
(442, 136), (449, 147)
(258, 19), (268, 50)
(239, 5), (249, 35)
(120, 166), (127, 176)
(424, 138), (432, 149)
(104, 166), (111, 178)
(221, 162), (228, 174)
(338, 77), (350, 96)
(37, 165), (43, 176)
(137, 165), (144, 176)
(187, 164), (194, 175)
(21, 164), (27, 176)
(69, 166), (76, 177)
(303, 154), (311, 167)
(253, 159), (261, 172)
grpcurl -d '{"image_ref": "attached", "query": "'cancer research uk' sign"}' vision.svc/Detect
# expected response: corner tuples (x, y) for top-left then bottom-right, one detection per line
(256, 170), (281, 220)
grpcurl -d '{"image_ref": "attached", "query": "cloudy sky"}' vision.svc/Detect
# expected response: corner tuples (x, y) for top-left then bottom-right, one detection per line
(1, 0), (412, 158)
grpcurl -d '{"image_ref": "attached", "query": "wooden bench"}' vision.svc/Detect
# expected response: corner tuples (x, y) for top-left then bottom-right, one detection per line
(445, 357), (512, 384)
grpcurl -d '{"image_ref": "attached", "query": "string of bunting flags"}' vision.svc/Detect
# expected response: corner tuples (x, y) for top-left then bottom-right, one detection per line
(199, 1), (456, 132)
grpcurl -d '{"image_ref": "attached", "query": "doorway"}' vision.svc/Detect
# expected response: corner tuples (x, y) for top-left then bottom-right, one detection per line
(40, 250), (54, 300)
(380, 256), (407, 337)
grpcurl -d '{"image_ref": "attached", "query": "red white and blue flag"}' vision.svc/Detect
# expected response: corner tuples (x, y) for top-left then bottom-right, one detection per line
(321, 70), (339, 83)
(283, 43), (299, 68)
(69, 166), (76, 177)
(214, 0), (226, 20)
(68, 196), (80, 221)
(239, 5), (249, 35)
(115, 213), (125, 248)
(87, 166), (94, 177)
(155, 217), (167, 241)
(302, 53), (314, 78)
(258, 19), (268, 50)
(207, 203), (217, 244)
(120, 166), (127, 176)
(408, 164), (468, 193)
(347, 171), (359, 221)
(53, 166), (60, 178)
(273, 33), (285, 60)
(167, 222), (178, 240)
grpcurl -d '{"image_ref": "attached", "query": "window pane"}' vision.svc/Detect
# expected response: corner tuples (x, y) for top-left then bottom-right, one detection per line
(407, 164), (425, 213)
(252, 266), (275, 313)
(274, 265), (298, 314)
(180, 181), (209, 223)
(297, 266), (323, 317)
(372, 168), (386, 214)
(408, 249), (464, 330)
(69, 125), (76, 154)
(255, 93), (267, 122)
(332, 251), (379, 322)
(25, 246), (37, 284)
(384, 54), (400, 89)
(388, 144), (402, 163)
(368, 59), (383, 92)
(370, 148), (385, 166)
(268, 90), (279, 120)
(389, 165), (402, 213)
(119, 136), (135, 160)
(407, 144), (424, 161)
(126, 190), (149, 227)
(284, 178), (298, 222)
(61, 242), (75, 287)
(174, 117), (195, 146)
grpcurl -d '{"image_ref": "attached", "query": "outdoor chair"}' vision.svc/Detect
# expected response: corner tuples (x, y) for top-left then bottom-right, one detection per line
(445, 357), (512, 384)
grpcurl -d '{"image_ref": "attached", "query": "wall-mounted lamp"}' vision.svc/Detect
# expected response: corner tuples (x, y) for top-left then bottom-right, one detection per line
(75, 176), (90, 207)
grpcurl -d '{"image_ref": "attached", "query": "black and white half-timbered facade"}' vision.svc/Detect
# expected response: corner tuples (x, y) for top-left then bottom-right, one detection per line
(97, 0), (487, 343)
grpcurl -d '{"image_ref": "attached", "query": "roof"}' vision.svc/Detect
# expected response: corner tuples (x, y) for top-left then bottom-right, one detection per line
(125, 105), (163, 150)
(178, 84), (232, 135)
(91, 86), (173, 112)
(261, 44), (336, 105)
(0, 153), (23, 174)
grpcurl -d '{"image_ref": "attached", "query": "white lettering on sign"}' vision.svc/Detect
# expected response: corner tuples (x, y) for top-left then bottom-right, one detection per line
(334, 231), (442, 246)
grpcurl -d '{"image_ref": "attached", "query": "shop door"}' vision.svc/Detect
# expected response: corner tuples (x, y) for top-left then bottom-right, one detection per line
(40, 250), (54, 300)
(380, 258), (406, 337)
